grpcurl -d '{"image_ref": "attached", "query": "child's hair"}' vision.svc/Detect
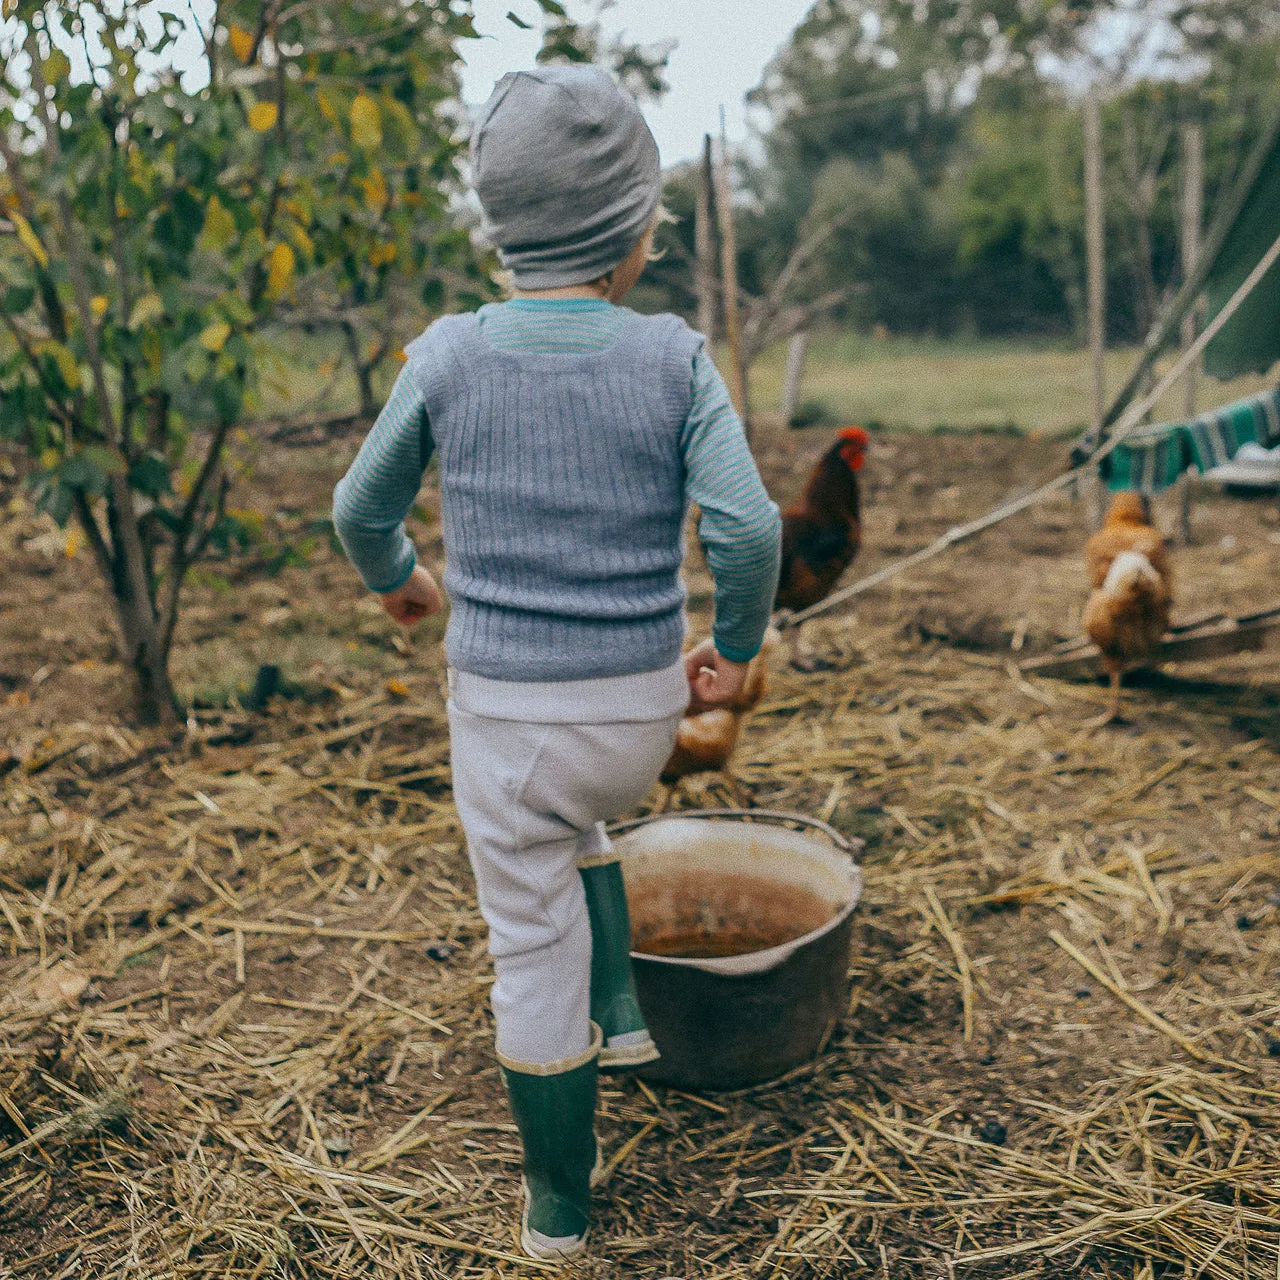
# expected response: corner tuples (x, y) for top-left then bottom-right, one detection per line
(644, 202), (676, 263)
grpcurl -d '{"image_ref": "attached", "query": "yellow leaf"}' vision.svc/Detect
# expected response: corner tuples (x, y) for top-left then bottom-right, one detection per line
(248, 101), (279, 133)
(317, 89), (340, 127)
(128, 292), (165, 330)
(64, 527), (82, 559)
(199, 319), (232, 353)
(265, 242), (295, 299)
(360, 167), (388, 209)
(393, 348), (407, 363)
(385, 678), (410, 699)
(90, 295), (109, 319)
(328, 151), (350, 168)
(142, 330), (162, 375)
(368, 240), (397, 268)
(199, 194), (237, 252)
(10, 212), (49, 269)
(288, 223), (314, 259)
(349, 94), (382, 150)
(40, 448), (59, 470)
(40, 341), (81, 389)
(115, 194), (130, 218)
(228, 23), (256, 63)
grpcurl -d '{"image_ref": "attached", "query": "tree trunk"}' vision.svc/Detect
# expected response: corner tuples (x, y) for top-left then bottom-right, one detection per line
(105, 478), (179, 726)
(342, 321), (377, 419)
(356, 359), (377, 421)
(781, 329), (809, 423)
(113, 590), (179, 726)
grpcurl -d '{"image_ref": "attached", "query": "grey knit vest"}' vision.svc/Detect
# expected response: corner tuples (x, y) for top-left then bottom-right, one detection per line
(403, 309), (703, 681)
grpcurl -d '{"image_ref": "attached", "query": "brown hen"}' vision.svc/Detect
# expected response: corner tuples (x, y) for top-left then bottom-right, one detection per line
(659, 630), (777, 807)
(1081, 492), (1173, 724)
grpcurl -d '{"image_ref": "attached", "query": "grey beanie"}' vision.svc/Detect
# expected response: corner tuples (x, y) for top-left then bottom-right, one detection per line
(471, 66), (661, 289)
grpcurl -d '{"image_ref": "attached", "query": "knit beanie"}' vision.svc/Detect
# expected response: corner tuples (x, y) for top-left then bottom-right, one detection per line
(471, 66), (661, 290)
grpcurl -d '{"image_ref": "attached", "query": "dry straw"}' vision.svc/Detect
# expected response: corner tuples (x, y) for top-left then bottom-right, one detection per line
(2, 612), (1279, 1275)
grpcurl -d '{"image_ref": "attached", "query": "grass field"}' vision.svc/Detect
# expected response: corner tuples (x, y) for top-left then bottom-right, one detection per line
(747, 332), (1277, 435)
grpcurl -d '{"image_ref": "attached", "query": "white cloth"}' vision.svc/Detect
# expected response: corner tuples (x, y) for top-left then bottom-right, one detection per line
(448, 694), (681, 1065)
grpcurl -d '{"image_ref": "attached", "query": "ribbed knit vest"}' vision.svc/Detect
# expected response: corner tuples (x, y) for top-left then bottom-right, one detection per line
(403, 308), (703, 681)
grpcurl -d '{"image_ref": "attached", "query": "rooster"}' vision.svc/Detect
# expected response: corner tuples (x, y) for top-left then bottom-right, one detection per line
(658, 630), (778, 809)
(1081, 492), (1173, 725)
(774, 426), (869, 669)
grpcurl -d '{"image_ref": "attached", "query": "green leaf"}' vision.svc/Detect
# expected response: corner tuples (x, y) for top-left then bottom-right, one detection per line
(60, 454), (107, 494)
(129, 452), (172, 499)
(43, 50), (72, 83)
(2, 286), (36, 315)
(506, 10), (532, 29)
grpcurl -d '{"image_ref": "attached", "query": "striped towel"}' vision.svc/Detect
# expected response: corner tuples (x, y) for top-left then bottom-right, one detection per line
(1104, 386), (1280, 493)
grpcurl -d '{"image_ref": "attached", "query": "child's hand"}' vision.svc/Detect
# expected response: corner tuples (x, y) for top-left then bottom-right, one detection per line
(684, 638), (748, 713)
(378, 566), (444, 626)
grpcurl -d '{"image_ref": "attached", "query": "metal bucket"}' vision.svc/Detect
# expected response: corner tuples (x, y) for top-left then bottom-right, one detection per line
(611, 808), (864, 1091)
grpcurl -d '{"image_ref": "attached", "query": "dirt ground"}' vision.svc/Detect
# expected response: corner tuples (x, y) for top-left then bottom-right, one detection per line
(2, 420), (1279, 1278)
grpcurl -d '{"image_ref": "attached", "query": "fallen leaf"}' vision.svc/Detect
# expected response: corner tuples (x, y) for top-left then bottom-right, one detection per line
(385, 678), (411, 699)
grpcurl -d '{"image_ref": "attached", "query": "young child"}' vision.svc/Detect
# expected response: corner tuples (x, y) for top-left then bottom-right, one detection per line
(333, 65), (781, 1261)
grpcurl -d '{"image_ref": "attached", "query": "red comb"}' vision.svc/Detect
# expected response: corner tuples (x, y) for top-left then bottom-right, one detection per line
(838, 426), (869, 447)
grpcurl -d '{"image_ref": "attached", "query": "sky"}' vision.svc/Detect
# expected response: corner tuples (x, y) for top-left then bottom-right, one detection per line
(458, 0), (816, 166)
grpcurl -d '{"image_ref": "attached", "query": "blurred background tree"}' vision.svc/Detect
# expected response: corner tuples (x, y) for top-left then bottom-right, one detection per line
(643, 0), (1280, 347)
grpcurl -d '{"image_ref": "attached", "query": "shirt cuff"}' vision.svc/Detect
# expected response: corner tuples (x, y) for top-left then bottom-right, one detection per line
(370, 546), (417, 594)
(714, 637), (762, 664)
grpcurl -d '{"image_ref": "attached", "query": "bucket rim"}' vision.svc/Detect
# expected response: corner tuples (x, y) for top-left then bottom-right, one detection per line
(610, 808), (865, 977)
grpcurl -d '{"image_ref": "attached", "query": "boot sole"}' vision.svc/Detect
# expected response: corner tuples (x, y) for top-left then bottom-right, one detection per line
(521, 1179), (590, 1260)
(521, 1221), (589, 1261)
(599, 1039), (661, 1070)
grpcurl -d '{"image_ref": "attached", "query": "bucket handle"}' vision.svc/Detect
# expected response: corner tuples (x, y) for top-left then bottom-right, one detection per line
(608, 807), (863, 863)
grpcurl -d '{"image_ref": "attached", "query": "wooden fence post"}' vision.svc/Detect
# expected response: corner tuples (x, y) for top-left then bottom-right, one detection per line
(695, 133), (716, 343)
(1178, 121), (1203, 545)
(781, 329), (810, 424)
(1083, 89), (1108, 527)
(714, 109), (749, 435)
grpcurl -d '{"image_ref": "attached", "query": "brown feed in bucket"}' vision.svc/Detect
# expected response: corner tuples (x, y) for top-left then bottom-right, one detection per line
(614, 812), (863, 1091)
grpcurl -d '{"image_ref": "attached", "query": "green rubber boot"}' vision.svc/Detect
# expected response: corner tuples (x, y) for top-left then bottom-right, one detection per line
(499, 1027), (601, 1261)
(579, 858), (660, 1069)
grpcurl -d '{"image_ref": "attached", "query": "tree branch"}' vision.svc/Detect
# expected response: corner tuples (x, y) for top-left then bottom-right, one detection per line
(26, 29), (122, 448)
(72, 490), (115, 585)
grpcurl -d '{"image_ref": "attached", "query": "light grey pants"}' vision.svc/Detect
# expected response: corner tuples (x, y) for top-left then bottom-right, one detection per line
(447, 702), (682, 1065)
